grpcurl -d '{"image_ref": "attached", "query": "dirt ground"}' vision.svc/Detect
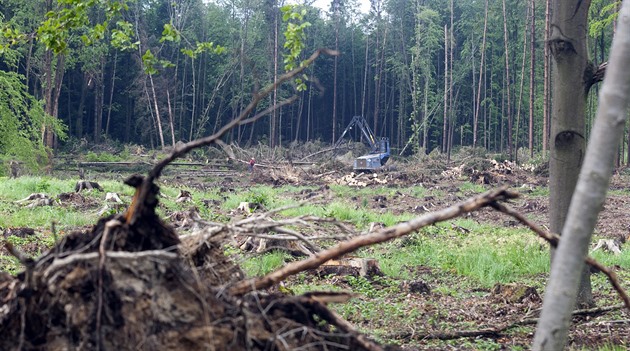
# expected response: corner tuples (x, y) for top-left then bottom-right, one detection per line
(2, 153), (630, 350)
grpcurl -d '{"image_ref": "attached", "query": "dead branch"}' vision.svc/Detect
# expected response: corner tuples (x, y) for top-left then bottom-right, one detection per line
(128, 48), (338, 226)
(490, 202), (630, 312)
(230, 187), (518, 296)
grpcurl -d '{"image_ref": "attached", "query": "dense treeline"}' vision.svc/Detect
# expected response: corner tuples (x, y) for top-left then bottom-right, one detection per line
(0, 0), (620, 161)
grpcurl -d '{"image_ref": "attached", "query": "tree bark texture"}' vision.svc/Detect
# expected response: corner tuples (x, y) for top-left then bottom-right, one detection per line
(533, 1), (630, 349)
(547, 0), (594, 310)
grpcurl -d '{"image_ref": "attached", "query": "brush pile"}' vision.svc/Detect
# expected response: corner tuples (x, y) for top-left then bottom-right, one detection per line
(0, 175), (390, 351)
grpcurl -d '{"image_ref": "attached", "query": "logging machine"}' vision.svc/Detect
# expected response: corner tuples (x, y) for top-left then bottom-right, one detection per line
(333, 116), (390, 171)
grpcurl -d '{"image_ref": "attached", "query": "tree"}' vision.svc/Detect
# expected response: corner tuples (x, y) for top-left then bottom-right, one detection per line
(533, 0), (630, 348)
(0, 71), (64, 172)
(545, 0), (598, 312)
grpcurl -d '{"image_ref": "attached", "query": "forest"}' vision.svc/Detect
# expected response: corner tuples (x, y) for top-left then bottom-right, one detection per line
(2, 0), (630, 350)
(0, 0), (620, 166)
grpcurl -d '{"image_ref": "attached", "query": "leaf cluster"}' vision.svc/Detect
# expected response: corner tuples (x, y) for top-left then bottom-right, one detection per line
(0, 71), (66, 173)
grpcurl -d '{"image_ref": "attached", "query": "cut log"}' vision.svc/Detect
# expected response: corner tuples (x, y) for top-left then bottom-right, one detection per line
(317, 257), (381, 278)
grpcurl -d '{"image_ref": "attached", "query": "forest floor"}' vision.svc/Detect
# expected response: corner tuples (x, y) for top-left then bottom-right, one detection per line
(1, 148), (630, 350)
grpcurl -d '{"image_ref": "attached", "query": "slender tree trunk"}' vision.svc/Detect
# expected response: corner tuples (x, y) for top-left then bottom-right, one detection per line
(105, 51), (117, 136)
(515, 5), (531, 164)
(149, 74), (165, 149)
(271, 4), (278, 148)
(502, 0), (513, 159)
(542, 0), (551, 157)
(189, 58), (196, 141)
(529, 0), (536, 158)
(93, 57), (105, 144)
(534, 2), (628, 349)
(166, 89), (176, 147)
(447, 0), (454, 158)
(443, 24), (448, 153)
(473, 0), (489, 149)
(361, 35), (369, 119)
(332, 1), (339, 143)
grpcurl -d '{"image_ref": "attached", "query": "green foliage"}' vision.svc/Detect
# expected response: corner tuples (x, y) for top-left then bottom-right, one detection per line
(0, 71), (66, 174)
(589, 1), (621, 37)
(281, 4), (311, 91)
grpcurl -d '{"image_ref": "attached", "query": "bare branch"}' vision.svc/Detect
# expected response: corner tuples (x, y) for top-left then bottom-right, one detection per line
(230, 187), (518, 295)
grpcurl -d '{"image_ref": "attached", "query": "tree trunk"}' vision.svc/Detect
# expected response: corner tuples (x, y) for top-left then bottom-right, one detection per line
(332, 0), (339, 143)
(166, 89), (176, 147)
(473, 0), (488, 150)
(105, 51), (118, 136)
(542, 0), (551, 157)
(515, 5), (531, 164)
(443, 24), (448, 153)
(502, 0), (513, 160)
(149, 74), (165, 149)
(534, 3), (596, 348)
(528, 0), (536, 158)
(271, 4), (278, 148)
(533, 2), (629, 349)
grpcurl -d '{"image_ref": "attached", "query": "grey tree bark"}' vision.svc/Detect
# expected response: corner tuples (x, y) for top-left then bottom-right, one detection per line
(546, 0), (593, 310)
(533, 1), (630, 350)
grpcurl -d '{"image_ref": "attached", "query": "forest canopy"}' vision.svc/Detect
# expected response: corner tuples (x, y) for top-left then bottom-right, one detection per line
(0, 0), (620, 166)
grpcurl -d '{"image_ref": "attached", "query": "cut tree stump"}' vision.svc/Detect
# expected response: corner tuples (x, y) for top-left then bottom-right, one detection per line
(75, 181), (103, 192)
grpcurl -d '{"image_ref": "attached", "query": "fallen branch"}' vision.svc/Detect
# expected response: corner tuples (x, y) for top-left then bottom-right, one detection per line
(230, 187), (518, 295)
(490, 201), (630, 312)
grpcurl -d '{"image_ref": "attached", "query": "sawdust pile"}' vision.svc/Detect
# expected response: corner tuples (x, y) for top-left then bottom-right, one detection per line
(0, 179), (392, 351)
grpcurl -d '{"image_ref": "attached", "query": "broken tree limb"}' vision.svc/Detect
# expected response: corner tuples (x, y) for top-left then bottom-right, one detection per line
(229, 187), (518, 296)
(490, 201), (630, 312)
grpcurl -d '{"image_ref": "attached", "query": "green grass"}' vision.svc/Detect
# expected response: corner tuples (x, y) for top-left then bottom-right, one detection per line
(457, 181), (486, 194)
(371, 224), (550, 287)
(240, 251), (292, 277)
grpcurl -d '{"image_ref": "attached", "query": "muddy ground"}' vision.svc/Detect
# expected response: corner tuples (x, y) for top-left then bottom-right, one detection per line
(2, 152), (630, 350)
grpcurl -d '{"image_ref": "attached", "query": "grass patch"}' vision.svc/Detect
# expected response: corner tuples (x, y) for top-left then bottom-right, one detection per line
(372, 224), (550, 287)
(240, 251), (292, 277)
